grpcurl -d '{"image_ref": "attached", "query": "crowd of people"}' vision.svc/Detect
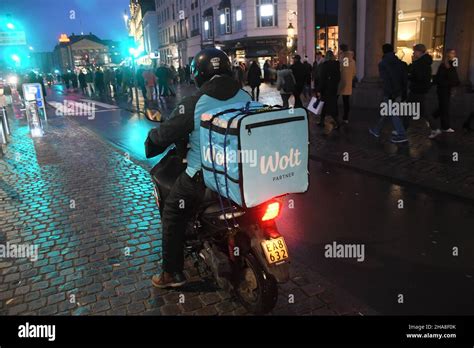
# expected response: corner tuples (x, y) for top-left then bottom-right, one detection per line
(236, 43), (472, 143)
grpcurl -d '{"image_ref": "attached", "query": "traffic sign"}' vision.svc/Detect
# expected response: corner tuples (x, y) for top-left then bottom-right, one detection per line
(0, 30), (26, 46)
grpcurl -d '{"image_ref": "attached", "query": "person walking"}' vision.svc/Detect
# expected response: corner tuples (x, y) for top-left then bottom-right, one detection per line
(303, 58), (313, 99)
(168, 65), (177, 96)
(115, 68), (123, 95)
(429, 48), (460, 139)
(338, 44), (357, 124)
(71, 71), (78, 91)
(316, 51), (341, 129)
(94, 67), (105, 98)
(86, 68), (95, 97)
(369, 44), (409, 143)
(143, 68), (157, 101)
(263, 60), (271, 83)
(291, 55), (307, 108)
(405, 43), (433, 131)
(78, 69), (87, 95)
(276, 64), (296, 108)
(247, 61), (262, 101)
(312, 51), (324, 92)
(136, 65), (147, 100)
(155, 64), (170, 97)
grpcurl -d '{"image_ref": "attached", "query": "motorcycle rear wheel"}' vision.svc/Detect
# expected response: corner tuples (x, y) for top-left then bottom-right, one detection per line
(235, 253), (278, 315)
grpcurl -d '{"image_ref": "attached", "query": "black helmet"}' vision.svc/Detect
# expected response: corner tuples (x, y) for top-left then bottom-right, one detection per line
(191, 48), (232, 87)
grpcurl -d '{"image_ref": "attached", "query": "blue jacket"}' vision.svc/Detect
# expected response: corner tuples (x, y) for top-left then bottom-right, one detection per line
(146, 75), (251, 177)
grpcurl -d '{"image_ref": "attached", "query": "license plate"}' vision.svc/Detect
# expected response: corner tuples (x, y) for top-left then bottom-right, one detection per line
(261, 237), (289, 265)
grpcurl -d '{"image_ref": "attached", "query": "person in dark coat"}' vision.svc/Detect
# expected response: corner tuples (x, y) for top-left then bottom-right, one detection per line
(302, 58), (313, 99)
(404, 44), (433, 130)
(316, 50), (341, 129)
(429, 49), (460, 138)
(369, 44), (409, 143)
(247, 61), (262, 101)
(94, 67), (105, 97)
(290, 55), (307, 108)
(78, 70), (87, 94)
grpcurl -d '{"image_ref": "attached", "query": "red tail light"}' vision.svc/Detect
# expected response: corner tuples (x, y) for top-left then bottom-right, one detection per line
(261, 201), (281, 222)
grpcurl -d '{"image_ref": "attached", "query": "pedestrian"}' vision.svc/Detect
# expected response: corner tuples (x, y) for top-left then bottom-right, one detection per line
(3, 82), (12, 106)
(168, 65), (177, 96)
(78, 69), (87, 95)
(429, 48), (460, 139)
(290, 55), (307, 108)
(155, 64), (169, 97)
(63, 72), (70, 91)
(405, 43), (433, 131)
(302, 58), (313, 99)
(136, 65), (147, 100)
(263, 60), (271, 83)
(247, 61), (262, 101)
(143, 68), (157, 101)
(312, 51), (324, 91)
(369, 44), (409, 143)
(86, 68), (95, 97)
(94, 67), (105, 98)
(178, 66), (185, 84)
(338, 44), (357, 124)
(233, 62), (244, 88)
(276, 64), (296, 108)
(316, 50), (341, 129)
(71, 71), (78, 91)
(184, 64), (191, 84)
(115, 68), (123, 95)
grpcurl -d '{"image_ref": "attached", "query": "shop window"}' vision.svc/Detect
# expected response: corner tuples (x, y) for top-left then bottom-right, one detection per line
(394, 0), (447, 70)
(257, 0), (278, 28)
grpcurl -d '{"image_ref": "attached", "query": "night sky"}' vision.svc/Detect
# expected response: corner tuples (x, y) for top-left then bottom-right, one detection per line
(1, 0), (130, 52)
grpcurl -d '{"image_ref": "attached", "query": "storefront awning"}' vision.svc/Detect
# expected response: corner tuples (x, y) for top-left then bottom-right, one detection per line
(203, 7), (213, 17)
(218, 0), (231, 10)
(245, 47), (277, 58)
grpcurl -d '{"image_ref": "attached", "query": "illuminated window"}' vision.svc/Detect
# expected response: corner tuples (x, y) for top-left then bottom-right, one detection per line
(257, 0), (278, 27)
(394, 0), (447, 71)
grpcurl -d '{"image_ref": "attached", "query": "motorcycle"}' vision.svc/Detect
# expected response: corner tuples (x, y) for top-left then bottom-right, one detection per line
(145, 114), (291, 315)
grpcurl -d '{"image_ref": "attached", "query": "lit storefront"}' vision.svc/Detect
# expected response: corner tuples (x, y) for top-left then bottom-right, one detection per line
(394, 0), (447, 72)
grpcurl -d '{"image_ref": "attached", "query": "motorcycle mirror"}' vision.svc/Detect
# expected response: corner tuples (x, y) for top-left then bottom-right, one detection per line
(145, 108), (162, 123)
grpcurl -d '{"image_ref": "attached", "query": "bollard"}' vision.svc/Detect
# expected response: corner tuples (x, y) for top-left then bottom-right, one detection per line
(2, 107), (11, 136)
(0, 116), (6, 145)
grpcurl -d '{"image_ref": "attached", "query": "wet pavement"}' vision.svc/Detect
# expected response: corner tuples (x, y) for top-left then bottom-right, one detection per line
(0, 82), (473, 315)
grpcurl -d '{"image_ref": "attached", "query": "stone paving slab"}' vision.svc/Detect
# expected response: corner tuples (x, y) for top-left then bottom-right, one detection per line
(0, 111), (376, 316)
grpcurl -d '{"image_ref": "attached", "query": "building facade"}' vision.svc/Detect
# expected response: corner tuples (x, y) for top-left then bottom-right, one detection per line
(298, 0), (474, 107)
(53, 34), (112, 72)
(128, 0), (156, 55)
(152, 0), (298, 68)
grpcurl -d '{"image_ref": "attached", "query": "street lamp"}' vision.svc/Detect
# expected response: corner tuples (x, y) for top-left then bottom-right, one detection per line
(287, 23), (295, 48)
(6, 22), (15, 30)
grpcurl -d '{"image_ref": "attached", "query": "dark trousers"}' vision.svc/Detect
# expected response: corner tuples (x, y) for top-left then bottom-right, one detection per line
(437, 88), (452, 130)
(251, 86), (260, 101)
(319, 95), (339, 125)
(341, 95), (350, 121)
(159, 82), (169, 96)
(140, 85), (147, 100)
(293, 86), (304, 108)
(281, 93), (291, 108)
(162, 171), (206, 273)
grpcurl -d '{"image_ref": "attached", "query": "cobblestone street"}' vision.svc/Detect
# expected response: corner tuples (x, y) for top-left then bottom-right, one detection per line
(0, 108), (376, 316)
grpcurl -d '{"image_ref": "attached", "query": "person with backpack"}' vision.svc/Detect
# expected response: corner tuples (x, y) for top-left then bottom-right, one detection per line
(276, 64), (296, 108)
(145, 48), (252, 288)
